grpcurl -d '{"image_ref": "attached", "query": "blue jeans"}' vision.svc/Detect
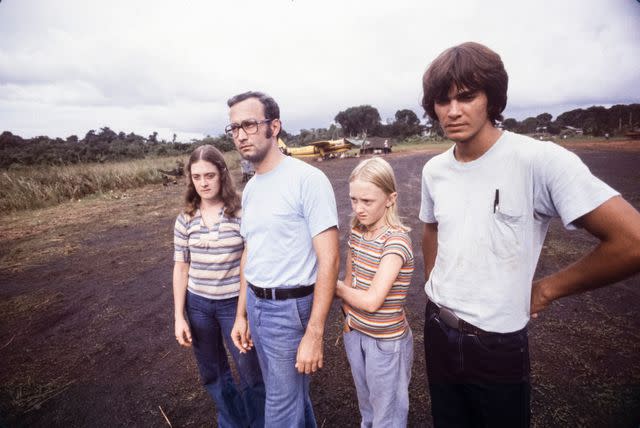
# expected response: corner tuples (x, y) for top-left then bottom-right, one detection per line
(424, 303), (530, 428)
(186, 292), (265, 428)
(343, 328), (414, 428)
(246, 287), (316, 428)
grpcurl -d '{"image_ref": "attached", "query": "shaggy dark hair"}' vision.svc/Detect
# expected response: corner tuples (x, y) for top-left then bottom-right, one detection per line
(183, 145), (240, 218)
(227, 91), (280, 138)
(421, 42), (508, 125)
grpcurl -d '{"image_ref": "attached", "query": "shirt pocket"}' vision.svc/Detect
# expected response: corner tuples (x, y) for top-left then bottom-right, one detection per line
(489, 208), (523, 260)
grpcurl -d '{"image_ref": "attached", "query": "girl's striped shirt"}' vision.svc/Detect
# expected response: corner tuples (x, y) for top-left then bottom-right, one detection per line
(345, 226), (414, 340)
(173, 208), (243, 300)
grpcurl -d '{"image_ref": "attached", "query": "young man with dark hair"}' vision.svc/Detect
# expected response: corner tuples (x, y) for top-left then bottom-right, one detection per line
(419, 41), (640, 427)
(228, 91), (340, 427)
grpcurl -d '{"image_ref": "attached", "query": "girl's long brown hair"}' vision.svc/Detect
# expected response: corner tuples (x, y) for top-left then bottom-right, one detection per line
(184, 145), (241, 218)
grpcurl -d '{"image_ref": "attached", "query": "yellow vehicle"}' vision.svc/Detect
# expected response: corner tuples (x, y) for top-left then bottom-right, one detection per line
(278, 138), (355, 159)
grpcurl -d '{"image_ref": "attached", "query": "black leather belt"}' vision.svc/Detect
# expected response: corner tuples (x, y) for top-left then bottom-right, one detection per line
(427, 300), (491, 336)
(248, 282), (315, 300)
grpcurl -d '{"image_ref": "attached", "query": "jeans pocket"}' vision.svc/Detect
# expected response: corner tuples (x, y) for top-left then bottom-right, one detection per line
(294, 294), (312, 331)
(470, 329), (529, 382)
(375, 337), (401, 355)
(472, 328), (526, 353)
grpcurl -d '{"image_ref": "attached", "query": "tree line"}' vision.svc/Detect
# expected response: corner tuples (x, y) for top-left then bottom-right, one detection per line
(501, 104), (640, 136)
(331, 103), (640, 139)
(2, 103), (637, 168)
(0, 127), (234, 169)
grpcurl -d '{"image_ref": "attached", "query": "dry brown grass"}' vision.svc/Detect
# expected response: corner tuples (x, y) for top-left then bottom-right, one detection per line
(2, 373), (76, 413)
(0, 153), (245, 274)
(0, 152), (241, 214)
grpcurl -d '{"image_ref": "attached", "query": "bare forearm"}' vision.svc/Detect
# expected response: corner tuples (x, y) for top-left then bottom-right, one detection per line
(422, 223), (438, 280)
(337, 285), (377, 313)
(532, 197), (640, 314)
(538, 238), (640, 302)
(307, 265), (338, 334)
(308, 229), (340, 334)
(336, 254), (402, 313)
(172, 263), (189, 319)
(236, 248), (249, 319)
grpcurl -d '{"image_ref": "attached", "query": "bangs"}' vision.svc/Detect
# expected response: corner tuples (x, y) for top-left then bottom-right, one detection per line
(430, 50), (483, 102)
(422, 42), (508, 124)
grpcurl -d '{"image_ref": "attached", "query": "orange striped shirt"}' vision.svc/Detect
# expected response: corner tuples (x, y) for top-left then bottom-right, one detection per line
(345, 227), (414, 340)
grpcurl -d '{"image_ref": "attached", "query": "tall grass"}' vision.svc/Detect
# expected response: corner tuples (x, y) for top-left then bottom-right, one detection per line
(393, 136), (454, 152)
(0, 153), (241, 214)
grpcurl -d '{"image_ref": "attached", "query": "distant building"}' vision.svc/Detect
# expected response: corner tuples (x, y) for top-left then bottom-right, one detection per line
(355, 137), (395, 155)
(562, 126), (584, 136)
(625, 128), (640, 140)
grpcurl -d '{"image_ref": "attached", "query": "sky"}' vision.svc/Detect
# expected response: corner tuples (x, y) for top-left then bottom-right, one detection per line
(1, 0), (639, 141)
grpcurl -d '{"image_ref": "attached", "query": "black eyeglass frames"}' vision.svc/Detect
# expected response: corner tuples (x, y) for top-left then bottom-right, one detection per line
(224, 119), (273, 137)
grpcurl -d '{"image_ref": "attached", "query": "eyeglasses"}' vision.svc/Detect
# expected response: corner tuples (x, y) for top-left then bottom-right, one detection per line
(224, 119), (273, 137)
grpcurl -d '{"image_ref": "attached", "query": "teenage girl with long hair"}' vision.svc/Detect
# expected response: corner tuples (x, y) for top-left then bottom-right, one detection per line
(173, 145), (264, 427)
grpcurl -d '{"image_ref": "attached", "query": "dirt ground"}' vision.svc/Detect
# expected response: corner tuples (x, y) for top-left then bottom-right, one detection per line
(1, 140), (639, 427)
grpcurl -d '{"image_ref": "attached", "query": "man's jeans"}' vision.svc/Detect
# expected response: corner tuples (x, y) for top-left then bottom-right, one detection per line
(246, 287), (316, 428)
(344, 328), (413, 428)
(424, 303), (531, 428)
(186, 292), (265, 428)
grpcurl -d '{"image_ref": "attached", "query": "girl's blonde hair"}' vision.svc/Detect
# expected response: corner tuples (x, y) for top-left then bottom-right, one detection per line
(349, 157), (409, 232)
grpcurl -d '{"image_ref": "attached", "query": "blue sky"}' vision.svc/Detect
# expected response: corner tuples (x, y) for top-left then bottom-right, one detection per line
(1, 0), (639, 140)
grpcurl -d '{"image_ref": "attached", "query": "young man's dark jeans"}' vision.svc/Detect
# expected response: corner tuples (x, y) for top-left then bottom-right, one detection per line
(424, 303), (531, 428)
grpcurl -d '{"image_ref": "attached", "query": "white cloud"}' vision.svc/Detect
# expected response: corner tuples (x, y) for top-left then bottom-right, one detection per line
(0, 0), (639, 139)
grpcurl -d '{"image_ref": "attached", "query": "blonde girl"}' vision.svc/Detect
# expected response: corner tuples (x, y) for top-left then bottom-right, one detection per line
(336, 157), (415, 427)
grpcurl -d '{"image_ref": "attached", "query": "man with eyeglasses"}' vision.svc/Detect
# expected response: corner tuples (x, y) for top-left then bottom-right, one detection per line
(228, 91), (339, 427)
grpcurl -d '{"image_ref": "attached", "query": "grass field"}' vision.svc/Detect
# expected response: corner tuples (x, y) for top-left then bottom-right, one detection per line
(394, 136), (454, 153)
(0, 152), (241, 214)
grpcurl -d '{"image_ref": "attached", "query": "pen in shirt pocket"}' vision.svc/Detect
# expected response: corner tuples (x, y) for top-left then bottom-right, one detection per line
(493, 189), (500, 213)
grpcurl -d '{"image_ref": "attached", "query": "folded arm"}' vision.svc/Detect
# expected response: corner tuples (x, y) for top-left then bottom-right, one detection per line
(531, 196), (640, 315)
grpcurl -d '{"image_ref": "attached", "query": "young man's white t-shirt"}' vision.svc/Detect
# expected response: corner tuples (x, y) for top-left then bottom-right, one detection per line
(419, 131), (618, 333)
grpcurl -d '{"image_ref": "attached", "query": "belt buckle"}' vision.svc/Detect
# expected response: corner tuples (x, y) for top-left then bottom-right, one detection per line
(252, 284), (271, 300)
(438, 306), (460, 330)
(264, 287), (274, 300)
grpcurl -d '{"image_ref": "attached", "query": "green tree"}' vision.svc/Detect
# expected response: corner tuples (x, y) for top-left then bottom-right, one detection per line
(519, 117), (538, 134)
(502, 118), (518, 131)
(392, 109), (422, 138)
(536, 113), (552, 124)
(394, 109), (420, 127)
(334, 105), (381, 136)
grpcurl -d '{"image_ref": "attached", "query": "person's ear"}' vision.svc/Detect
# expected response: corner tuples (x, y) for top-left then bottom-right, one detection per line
(386, 192), (397, 208)
(271, 119), (281, 138)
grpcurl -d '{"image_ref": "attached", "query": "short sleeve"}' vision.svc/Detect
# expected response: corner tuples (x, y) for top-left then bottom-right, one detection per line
(534, 142), (619, 229)
(173, 214), (191, 262)
(302, 169), (339, 237)
(382, 233), (413, 264)
(419, 163), (436, 223)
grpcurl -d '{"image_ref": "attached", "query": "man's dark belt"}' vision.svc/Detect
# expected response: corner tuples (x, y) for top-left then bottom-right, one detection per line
(427, 299), (491, 336)
(248, 282), (315, 300)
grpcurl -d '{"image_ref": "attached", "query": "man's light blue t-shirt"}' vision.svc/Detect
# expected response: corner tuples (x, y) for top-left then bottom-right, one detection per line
(241, 156), (338, 288)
